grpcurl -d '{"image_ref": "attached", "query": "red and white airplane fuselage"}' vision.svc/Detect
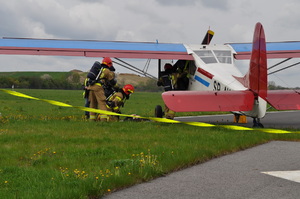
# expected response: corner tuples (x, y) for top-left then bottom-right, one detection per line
(162, 23), (269, 126)
(186, 43), (267, 119)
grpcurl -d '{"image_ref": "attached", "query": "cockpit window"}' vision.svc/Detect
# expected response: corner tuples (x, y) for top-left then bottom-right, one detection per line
(194, 50), (232, 64)
(214, 50), (232, 64)
(194, 50), (217, 64)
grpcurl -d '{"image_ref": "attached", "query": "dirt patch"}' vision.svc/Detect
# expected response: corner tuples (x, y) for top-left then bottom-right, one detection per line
(116, 73), (152, 86)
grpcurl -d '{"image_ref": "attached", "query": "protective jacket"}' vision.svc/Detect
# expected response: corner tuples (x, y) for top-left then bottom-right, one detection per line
(87, 66), (116, 121)
(157, 70), (179, 91)
(106, 90), (128, 121)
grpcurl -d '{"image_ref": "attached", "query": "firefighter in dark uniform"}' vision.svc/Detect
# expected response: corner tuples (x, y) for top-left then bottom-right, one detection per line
(83, 64), (116, 119)
(105, 84), (134, 121)
(173, 60), (190, 90)
(157, 63), (178, 119)
(87, 57), (117, 121)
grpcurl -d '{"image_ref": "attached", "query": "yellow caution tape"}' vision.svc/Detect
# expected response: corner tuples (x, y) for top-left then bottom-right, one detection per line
(222, 125), (253, 131)
(0, 89), (299, 134)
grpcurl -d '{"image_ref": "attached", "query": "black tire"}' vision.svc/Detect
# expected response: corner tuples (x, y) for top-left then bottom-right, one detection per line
(253, 122), (264, 128)
(155, 105), (163, 118)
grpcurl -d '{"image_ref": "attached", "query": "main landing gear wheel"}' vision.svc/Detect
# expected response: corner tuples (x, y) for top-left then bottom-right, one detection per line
(155, 105), (163, 118)
(253, 118), (264, 128)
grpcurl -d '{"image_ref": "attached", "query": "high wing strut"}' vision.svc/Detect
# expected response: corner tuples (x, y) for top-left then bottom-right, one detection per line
(143, 59), (151, 75)
(268, 61), (300, 75)
(113, 58), (157, 80)
(268, 58), (292, 71)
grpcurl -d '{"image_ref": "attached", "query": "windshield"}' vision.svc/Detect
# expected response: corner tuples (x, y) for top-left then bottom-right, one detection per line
(194, 50), (217, 64)
(194, 50), (232, 64)
(214, 50), (232, 64)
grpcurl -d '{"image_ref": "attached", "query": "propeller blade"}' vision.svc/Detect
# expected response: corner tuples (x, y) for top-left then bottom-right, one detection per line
(201, 30), (214, 45)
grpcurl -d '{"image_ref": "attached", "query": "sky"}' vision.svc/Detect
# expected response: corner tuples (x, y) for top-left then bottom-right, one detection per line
(0, 0), (300, 87)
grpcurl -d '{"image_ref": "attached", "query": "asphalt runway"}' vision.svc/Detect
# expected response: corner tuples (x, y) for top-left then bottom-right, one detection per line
(104, 112), (300, 199)
(104, 141), (300, 199)
(175, 111), (300, 129)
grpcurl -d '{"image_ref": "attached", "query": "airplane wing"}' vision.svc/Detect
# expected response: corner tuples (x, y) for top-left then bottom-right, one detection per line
(0, 37), (193, 60)
(228, 41), (300, 60)
(162, 90), (254, 112)
(267, 90), (300, 110)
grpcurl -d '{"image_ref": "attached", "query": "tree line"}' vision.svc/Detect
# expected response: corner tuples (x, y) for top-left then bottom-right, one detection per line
(0, 76), (81, 90)
(0, 75), (162, 91)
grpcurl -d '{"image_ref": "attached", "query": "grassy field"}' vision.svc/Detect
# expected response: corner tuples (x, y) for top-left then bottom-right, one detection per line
(0, 89), (299, 198)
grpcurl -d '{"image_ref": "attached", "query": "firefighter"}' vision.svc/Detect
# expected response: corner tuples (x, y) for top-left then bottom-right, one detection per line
(87, 57), (117, 121)
(157, 63), (178, 119)
(157, 63), (175, 91)
(83, 64), (116, 119)
(173, 60), (190, 90)
(105, 84), (134, 121)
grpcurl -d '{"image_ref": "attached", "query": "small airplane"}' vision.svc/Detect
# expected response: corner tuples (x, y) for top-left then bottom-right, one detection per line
(0, 22), (300, 127)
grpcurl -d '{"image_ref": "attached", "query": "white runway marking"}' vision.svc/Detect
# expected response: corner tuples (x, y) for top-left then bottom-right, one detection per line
(261, 170), (300, 183)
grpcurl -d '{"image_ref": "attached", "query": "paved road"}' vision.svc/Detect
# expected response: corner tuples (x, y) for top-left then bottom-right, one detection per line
(104, 141), (300, 199)
(176, 111), (300, 129)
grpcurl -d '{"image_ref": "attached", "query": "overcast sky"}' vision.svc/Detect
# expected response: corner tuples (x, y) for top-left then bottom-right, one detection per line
(0, 0), (300, 87)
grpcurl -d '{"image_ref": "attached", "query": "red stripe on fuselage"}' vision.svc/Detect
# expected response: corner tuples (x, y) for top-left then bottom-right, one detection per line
(197, 67), (214, 79)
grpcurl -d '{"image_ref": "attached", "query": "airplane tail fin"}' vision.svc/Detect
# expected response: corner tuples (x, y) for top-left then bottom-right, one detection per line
(237, 22), (267, 100)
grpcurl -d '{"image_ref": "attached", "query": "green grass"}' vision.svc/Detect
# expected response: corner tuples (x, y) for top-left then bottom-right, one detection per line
(0, 89), (299, 198)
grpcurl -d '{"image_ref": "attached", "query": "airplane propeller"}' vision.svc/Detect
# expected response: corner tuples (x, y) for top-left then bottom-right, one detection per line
(201, 30), (214, 45)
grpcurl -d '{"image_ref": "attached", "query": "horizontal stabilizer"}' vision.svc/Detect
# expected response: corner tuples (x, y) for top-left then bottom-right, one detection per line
(162, 91), (254, 112)
(267, 90), (300, 110)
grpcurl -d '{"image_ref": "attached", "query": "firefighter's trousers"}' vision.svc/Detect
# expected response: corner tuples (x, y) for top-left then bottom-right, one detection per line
(88, 84), (109, 121)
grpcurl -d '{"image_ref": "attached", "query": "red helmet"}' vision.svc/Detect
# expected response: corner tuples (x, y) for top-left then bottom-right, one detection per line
(102, 57), (113, 67)
(164, 63), (172, 70)
(123, 84), (134, 95)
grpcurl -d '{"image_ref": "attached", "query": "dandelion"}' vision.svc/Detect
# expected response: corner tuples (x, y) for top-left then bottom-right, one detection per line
(4, 181), (8, 184)
(128, 172), (131, 175)
(95, 177), (99, 180)
(107, 189), (111, 192)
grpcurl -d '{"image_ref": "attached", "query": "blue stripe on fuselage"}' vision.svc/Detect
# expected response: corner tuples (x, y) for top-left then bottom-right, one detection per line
(195, 75), (210, 87)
